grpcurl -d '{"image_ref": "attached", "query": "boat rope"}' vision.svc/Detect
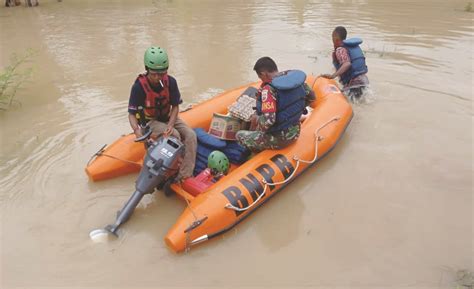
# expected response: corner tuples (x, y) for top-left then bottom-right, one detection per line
(185, 229), (191, 253)
(184, 197), (201, 253)
(311, 75), (319, 89)
(225, 116), (341, 212)
(87, 144), (107, 166)
(224, 186), (267, 212)
(185, 197), (198, 220)
(86, 144), (142, 167)
(95, 153), (143, 166)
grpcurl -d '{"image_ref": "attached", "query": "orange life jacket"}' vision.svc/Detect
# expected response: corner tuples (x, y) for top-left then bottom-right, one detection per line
(137, 74), (171, 122)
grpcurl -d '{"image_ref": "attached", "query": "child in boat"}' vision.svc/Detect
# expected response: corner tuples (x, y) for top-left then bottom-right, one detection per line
(320, 26), (369, 99)
(236, 57), (315, 152)
(127, 46), (197, 182)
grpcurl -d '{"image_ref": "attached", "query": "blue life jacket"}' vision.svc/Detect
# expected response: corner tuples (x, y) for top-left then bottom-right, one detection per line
(333, 38), (368, 85)
(255, 70), (306, 133)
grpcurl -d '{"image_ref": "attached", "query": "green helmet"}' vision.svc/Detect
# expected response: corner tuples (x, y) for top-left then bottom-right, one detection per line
(208, 150), (230, 175)
(144, 46), (169, 71)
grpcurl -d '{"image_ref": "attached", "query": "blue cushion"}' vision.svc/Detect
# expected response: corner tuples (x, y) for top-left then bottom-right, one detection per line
(225, 141), (250, 153)
(197, 144), (214, 158)
(222, 141), (250, 165)
(194, 160), (207, 170)
(194, 143), (213, 176)
(193, 163), (207, 176)
(194, 128), (227, 149)
(196, 153), (209, 164)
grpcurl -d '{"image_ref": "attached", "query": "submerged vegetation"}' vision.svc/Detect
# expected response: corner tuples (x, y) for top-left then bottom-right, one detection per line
(465, 2), (473, 12)
(0, 49), (36, 111)
(455, 269), (474, 289)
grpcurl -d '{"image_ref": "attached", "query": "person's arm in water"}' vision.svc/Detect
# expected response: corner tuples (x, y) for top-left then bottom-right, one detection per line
(321, 47), (351, 79)
(321, 62), (350, 79)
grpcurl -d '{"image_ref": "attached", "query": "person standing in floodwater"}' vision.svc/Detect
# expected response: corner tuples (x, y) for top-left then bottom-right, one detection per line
(321, 26), (369, 99)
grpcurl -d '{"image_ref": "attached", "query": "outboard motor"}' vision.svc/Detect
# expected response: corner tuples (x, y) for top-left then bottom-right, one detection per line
(102, 135), (185, 235)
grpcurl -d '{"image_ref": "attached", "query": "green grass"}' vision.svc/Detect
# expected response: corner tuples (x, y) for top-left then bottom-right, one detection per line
(0, 49), (36, 111)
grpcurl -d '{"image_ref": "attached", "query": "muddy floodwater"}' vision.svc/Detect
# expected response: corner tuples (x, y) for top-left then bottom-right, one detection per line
(0, 0), (472, 288)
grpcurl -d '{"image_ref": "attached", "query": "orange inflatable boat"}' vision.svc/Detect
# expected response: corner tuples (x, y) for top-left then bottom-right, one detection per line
(86, 76), (353, 253)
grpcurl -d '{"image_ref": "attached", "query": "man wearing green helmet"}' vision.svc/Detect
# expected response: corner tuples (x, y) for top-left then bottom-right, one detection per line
(128, 46), (197, 182)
